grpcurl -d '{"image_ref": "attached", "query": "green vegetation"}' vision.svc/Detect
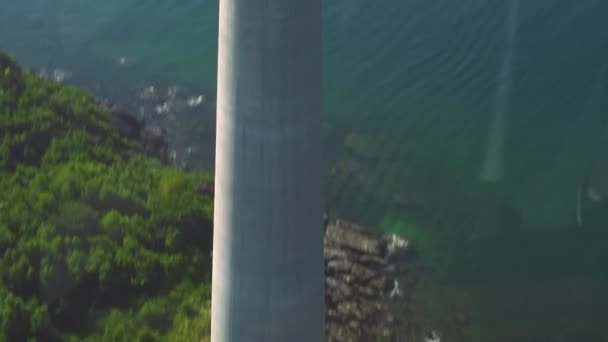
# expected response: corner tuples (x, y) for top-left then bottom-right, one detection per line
(0, 51), (213, 341)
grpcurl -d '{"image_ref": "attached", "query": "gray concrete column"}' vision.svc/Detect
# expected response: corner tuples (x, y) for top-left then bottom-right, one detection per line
(211, 0), (324, 341)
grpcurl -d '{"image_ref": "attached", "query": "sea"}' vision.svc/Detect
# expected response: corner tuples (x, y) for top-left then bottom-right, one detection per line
(2, 1), (608, 340)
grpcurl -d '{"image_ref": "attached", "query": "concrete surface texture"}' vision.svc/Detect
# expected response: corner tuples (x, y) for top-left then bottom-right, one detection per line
(211, 0), (325, 341)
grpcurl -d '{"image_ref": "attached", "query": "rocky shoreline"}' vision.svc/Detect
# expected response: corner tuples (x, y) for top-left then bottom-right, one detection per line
(36, 64), (430, 341)
(103, 101), (171, 164)
(324, 218), (417, 341)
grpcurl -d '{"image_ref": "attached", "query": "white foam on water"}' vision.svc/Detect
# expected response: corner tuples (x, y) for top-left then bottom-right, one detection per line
(480, 0), (519, 182)
(425, 330), (441, 342)
(389, 279), (402, 298)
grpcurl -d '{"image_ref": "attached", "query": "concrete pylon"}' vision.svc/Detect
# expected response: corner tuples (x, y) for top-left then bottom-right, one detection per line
(210, 0), (325, 341)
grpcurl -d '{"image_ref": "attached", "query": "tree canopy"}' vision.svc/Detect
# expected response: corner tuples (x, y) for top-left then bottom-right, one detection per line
(0, 50), (213, 341)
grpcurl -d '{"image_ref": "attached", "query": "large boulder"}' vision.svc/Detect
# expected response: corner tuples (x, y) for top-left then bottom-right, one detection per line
(106, 104), (144, 140)
(325, 219), (388, 257)
(103, 102), (169, 163)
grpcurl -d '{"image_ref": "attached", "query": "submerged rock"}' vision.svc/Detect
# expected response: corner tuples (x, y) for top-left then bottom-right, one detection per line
(344, 132), (378, 160)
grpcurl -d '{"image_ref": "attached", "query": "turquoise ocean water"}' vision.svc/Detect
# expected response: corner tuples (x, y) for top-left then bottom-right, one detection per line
(2, 1), (608, 340)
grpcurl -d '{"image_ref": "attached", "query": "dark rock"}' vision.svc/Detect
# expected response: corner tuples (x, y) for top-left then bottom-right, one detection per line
(350, 263), (377, 283)
(194, 182), (214, 198)
(106, 103), (144, 140)
(369, 275), (389, 293)
(325, 247), (349, 261)
(337, 302), (362, 321)
(326, 259), (353, 273)
(357, 285), (377, 298)
(347, 319), (361, 331)
(383, 264), (397, 274)
(359, 254), (388, 267)
(326, 276), (340, 289)
(325, 219), (386, 256)
(103, 102), (169, 163)
(140, 126), (169, 163)
(326, 278), (354, 302)
(324, 218), (414, 341)
(359, 301), (382, 317)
